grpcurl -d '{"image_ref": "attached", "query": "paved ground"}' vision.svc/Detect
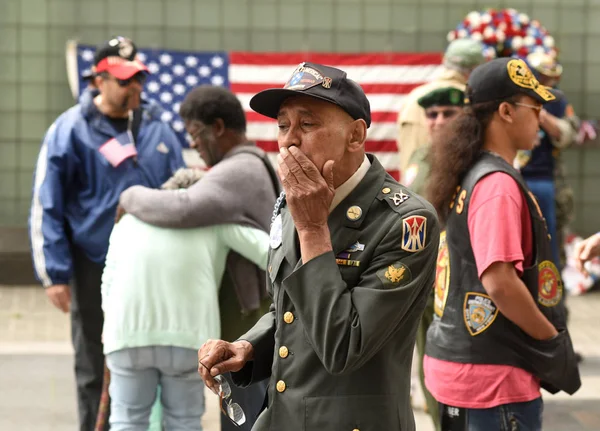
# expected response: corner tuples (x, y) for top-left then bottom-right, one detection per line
(0, 286), (598, 430)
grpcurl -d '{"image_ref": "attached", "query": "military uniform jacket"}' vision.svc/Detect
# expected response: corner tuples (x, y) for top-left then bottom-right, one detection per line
(426, 152), (581, 395)
(231, 155), (440, 431)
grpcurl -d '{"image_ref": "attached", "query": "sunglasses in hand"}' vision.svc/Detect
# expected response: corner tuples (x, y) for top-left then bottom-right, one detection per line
(198, 360), (246, 427)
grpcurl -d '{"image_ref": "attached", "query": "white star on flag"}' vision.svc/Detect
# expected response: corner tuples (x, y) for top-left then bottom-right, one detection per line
(172, 64), (186, 76)
(81, 50), (94, 62)
(159, 54), (173, 65)
(185, 56), (198, 67)
(185, 75), (199, 86)
(147, 81), (160, 93)
(160, 73), (173, 85)
(173, 84), (186, 95)
(211, 56), (224, 68)
(137, 52), (147, 63)
(148, 62), (160, 74)
(211, 75), (225, 86)
(173, 120), (184, 132)
(161, 111), (174, 123)
(160, 92), (173, 103)
(198, 66), (211, 77)
(172, 102), (181, 114)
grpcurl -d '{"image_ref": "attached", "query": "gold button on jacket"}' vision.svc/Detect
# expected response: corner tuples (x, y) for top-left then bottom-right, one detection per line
(276, 380), (286, 393)
(279, 346), (289, 358)
(283, 311), (294, 324)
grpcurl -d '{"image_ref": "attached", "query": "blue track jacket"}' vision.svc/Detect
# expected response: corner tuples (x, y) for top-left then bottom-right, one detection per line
(29, 89), (185, 287)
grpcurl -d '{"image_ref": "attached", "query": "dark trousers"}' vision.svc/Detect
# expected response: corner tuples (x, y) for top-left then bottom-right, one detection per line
(70, 249), (109, 431)
(440, 398), (543, 431)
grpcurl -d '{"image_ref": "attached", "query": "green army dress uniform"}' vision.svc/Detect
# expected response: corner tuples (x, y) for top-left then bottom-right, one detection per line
(231, 155), (440, 431)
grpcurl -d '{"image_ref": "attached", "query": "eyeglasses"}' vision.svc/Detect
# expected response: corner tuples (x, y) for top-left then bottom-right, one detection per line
(512, 102), (542, 117)
(424, 109), (460, 120)
(103, 72), (147, 87)
(198, 361), (246, 427)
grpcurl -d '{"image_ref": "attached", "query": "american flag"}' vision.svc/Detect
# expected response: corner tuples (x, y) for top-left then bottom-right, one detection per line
(67, 43), (443, 179)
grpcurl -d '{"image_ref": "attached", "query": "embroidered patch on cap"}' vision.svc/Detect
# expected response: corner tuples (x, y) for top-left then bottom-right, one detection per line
(284, 63), (325, 91)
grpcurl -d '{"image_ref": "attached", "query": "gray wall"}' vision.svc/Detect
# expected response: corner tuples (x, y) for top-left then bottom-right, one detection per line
(1, 0), (599, 234)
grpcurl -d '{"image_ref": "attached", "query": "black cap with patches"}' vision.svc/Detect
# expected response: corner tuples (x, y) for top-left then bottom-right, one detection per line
(249, 62), (372, 127)
(83, 36), (148, 80)
(466, 57), (561, 105)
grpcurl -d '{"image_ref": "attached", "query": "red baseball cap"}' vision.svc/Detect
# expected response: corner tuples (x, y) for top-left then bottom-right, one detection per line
(93, 36), (149, 80)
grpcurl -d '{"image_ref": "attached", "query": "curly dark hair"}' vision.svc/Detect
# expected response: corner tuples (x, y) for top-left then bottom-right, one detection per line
(179, 85), (246, 132)
(425, 97), (507, 225)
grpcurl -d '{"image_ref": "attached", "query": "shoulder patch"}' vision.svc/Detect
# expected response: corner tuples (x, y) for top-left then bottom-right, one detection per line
(401, 215), (427, 252)
(376, 262), (412, 288)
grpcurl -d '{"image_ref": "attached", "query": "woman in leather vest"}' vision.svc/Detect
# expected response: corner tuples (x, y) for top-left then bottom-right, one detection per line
(423, 58), (580, 431)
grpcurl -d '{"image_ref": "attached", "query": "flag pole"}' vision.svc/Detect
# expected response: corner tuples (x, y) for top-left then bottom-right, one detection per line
(65, 40), (80, 100)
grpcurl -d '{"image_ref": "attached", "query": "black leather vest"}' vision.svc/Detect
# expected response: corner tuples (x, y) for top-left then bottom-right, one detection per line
(426, 152), (580, 395)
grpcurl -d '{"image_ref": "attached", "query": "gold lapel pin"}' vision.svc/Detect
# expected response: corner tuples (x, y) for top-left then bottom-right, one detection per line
(346, 205), (363, 221)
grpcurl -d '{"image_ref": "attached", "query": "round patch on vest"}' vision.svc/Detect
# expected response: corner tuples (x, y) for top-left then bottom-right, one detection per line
(463, 292), (499, 336)
(434, 231), (450, 318)
(403, 164), (419, 187)
(538, 260), (563, 307)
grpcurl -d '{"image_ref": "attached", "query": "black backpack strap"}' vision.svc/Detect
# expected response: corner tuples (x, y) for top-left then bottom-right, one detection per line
(236, 147), (281, 197)
(130, 108), (143, 145)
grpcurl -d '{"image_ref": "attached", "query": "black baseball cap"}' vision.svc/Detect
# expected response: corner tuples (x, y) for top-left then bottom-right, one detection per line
(466, 57), (561, 105)
(250, 62), (372, 128)
(87, 36), (148, 80)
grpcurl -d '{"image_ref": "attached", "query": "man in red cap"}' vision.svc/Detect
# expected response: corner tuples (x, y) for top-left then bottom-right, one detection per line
(29, 36), (184, 431)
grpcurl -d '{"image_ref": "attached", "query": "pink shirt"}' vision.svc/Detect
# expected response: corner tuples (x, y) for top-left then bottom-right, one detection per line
(424, 172), (541, 408)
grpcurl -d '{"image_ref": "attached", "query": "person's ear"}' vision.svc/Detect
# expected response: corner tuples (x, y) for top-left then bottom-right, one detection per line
(347, 119), (367, 152)
(498, 101), (514, 124)
(212, 118), (226, 138)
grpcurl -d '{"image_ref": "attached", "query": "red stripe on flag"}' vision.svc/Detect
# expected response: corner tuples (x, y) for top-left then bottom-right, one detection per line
(229, 52), (443, 66)
(246, 111), (399, 123)
(231, 82), (424, 95)
(255, 140), (398, 153)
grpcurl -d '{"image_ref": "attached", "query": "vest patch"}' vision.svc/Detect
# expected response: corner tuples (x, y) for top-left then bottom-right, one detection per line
(376, 262), (412, 288)
(538, 260), (563, 307)
(463, 292), (498, 336)
(434, 231), (450, 317)
(401, 215), (427, 252)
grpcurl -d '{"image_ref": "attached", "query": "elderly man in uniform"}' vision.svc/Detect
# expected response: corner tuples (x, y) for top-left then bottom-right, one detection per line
(197, 62), (440, 431)
(397, 39), (484, 179)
